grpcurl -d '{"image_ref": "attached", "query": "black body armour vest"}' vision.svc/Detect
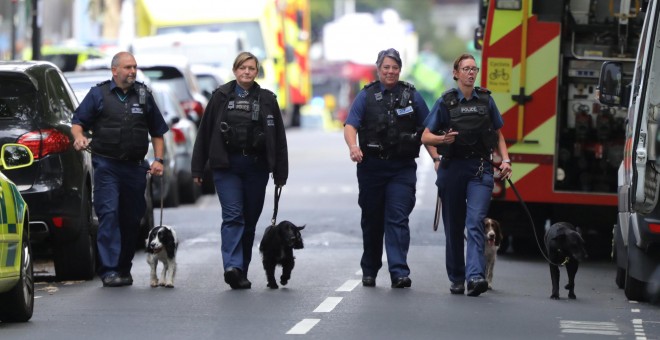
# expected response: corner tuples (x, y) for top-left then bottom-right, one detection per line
(358, 81), (422, 159)
(436, 87), (498, 159)
(220, 89), (265, 154)
(91, 81), (150, 161)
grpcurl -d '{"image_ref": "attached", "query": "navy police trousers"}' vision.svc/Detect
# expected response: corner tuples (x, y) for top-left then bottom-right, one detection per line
(437, 158), (494, 284)
(93, 156), (148, 278)
(357, 157), (416, 281)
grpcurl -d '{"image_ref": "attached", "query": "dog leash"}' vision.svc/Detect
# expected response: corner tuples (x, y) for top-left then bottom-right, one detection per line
(159, 175), (164, 227)
(479, 156), (568, 267)
(270, 185), (283, 227)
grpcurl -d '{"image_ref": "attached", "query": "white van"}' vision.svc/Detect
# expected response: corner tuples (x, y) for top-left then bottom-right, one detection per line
(129, 31), (248, 71)
(598, 0), (660, 302)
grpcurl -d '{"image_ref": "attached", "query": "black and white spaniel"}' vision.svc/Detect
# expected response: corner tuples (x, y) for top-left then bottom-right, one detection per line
(146, 225), (178, 288)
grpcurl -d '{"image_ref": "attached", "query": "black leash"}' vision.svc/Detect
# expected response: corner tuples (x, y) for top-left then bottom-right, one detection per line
(159, 175), (164, 227)
(270, 185), (283, 227)
(479, 156), (567, 266)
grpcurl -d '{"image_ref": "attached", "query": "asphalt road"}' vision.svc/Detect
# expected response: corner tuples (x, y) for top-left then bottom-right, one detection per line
(4, 128), (659, 339)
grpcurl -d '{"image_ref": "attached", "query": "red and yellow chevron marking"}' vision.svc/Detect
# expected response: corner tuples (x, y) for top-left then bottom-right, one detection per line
(482, 1), (615, 205)
(283, 0), (311, 105)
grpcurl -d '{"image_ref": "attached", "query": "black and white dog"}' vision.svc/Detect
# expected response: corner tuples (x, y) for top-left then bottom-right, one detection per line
(544, 222), (587, 299)
(146, 225), (178, 288)
(259, 221), (305, 289)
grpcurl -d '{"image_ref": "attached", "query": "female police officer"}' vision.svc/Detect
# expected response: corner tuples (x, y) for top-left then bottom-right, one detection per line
(421, 53), (512, 297)
(344, 48), (438, 288)
(191, 52), (288, 290)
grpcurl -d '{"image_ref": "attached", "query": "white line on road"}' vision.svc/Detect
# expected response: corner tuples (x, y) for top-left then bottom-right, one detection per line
(336, 279), (361, 292)
(286, 319), (320, 335)
(559, 320), (621, 336)
(313, 297), (343, 313)
(633, 319), (646, 340)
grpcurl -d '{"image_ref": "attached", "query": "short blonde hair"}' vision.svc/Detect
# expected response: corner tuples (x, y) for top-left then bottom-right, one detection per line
(233, 52), (260, 71)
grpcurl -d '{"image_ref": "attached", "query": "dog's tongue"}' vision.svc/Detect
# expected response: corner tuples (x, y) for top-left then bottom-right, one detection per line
(487, 239), (495, 246)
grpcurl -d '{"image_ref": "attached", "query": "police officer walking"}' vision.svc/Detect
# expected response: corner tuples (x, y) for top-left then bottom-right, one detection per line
(421, 53), (512, 297)
(72, 51), (169, 287)
(191, 52), (288, 290)
(344, 48), (438, 288)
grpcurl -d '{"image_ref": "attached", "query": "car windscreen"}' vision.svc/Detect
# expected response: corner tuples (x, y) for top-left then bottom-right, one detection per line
(0, 75), (39, 119)
(152, 79), (193, 102)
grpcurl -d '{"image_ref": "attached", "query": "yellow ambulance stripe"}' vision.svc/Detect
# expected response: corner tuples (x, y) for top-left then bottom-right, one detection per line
(489, 4), (526, 46)
(491, 36), (560, 114)
(509, 116), (557, 155)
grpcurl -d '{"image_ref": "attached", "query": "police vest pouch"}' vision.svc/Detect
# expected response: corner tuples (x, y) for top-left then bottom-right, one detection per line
(130, 127), (149, 160)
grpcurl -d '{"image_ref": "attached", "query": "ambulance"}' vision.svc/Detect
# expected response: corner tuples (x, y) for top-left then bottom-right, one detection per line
(134, 0), (311, 127)
(476, 0), (643, 254)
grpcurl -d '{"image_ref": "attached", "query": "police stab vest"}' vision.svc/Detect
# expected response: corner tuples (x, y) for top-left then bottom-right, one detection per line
(357, 81), (422, 159)
(436, 87), (498, 159)
(220, 87), (265, 154)
(91, 81), (150, 161)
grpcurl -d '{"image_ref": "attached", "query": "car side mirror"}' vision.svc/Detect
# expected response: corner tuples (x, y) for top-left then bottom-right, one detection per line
(598, 62), (624, 106)
(1, 144), (34, 169)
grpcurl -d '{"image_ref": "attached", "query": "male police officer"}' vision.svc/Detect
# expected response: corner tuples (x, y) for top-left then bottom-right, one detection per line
(422, 53), (511, 297)
(72, 52), (169, 287)
(344, 48), (438, 288)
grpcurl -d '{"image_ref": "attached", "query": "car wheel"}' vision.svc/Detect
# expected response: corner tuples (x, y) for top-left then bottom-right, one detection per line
(138, 179), (155, 249)
(162, 175), (180, 208)
(616, 267), (626, 289)
(53, 188), (96, 280)
(0, 222), (35, 322)
(178, 171), (200, 204)
(202, 164), (215, 194)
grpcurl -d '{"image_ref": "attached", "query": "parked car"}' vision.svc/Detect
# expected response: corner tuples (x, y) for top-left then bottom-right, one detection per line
(132, 54), (208, 126)
(0, 61), (96, 281)
(151, 82), (200, 203)
(190, 63), (227, 100)
(63, 69), (151, 101)
(0, 144), (35, 322)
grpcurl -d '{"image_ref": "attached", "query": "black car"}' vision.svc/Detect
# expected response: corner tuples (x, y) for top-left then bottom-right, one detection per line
(0, 61), (96, 280)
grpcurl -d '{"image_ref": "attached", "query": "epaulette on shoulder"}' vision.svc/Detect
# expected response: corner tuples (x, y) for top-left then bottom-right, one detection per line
(95, 80), (110, 87)
(262, 88), (277, 99)
(475, 86), (491, 95)
(363, 80), (379, 89)
(398, 80), (415, 90)
(441, 88), (459, 107)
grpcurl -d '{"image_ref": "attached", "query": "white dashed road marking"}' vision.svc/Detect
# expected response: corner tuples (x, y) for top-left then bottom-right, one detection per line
(633, 319), (647, 340)
(336, 279), (361, 292)
(313, 297), (343, 313)
(286, 319), (321, 335)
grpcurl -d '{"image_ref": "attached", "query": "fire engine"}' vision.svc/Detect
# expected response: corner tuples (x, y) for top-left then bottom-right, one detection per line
(476, 0), (643, 253)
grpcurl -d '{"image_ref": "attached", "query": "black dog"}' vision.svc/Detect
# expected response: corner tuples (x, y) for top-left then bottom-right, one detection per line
(259, 221), (305, 289)
(544, 222), (587, 300)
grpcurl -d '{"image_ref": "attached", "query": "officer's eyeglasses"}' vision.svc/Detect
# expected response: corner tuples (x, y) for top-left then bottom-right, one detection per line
(461, 67), (480, 74)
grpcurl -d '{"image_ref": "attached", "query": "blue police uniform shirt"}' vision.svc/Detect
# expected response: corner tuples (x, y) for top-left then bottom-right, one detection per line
(73, 79), (169, 137)
(424, 88), (503, 133)
(345, 82), (430, 129)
